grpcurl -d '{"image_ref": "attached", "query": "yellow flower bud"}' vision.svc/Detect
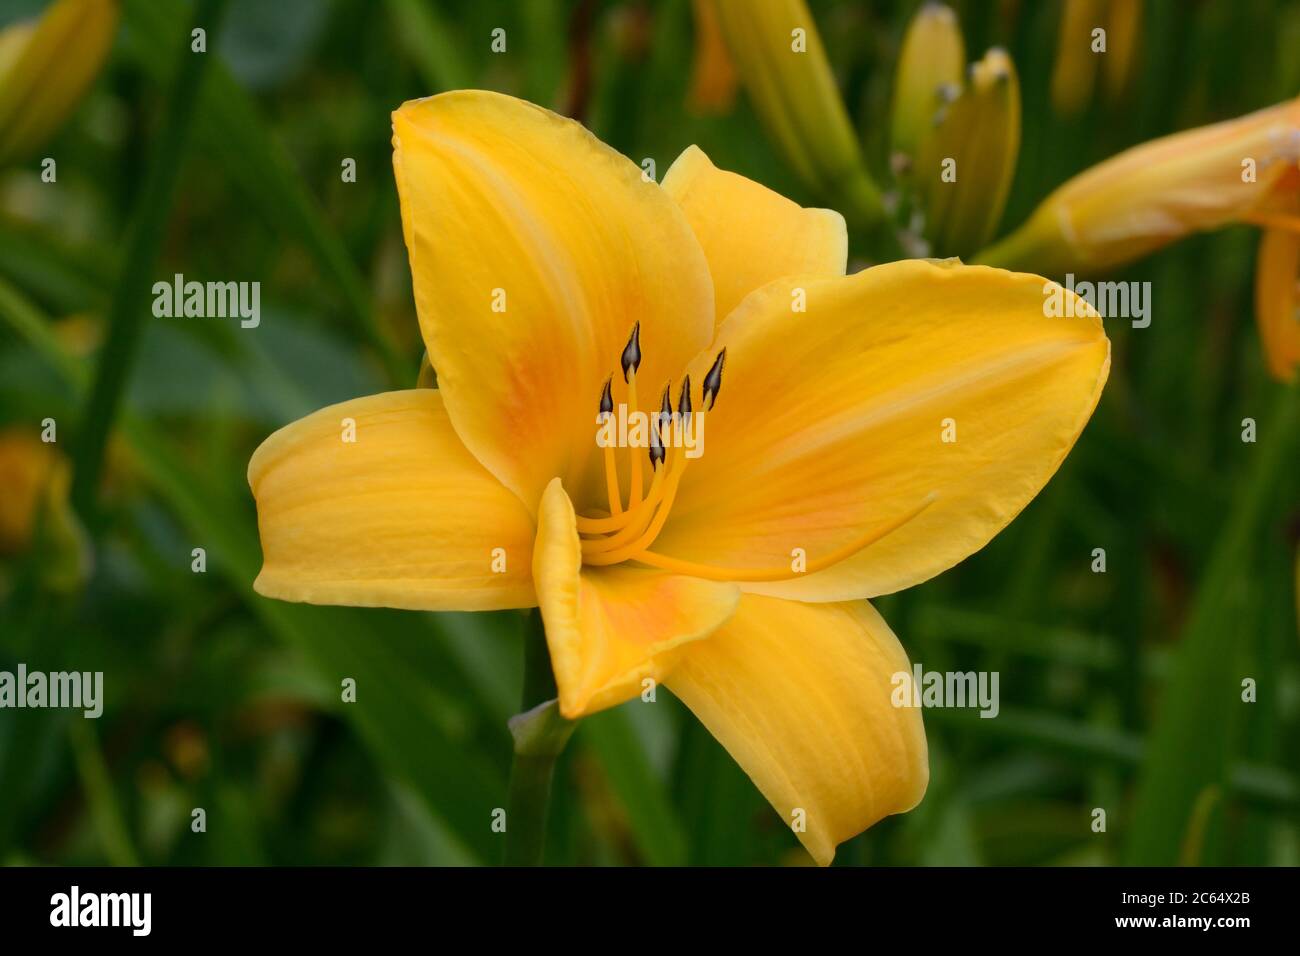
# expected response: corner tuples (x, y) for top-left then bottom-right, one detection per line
(917, 48), (1021, 259)
(978, 97), (1300, 276)
(711, 0), (884, 226)
(0, 0), (119, 166)
(890, 2), (965, 176)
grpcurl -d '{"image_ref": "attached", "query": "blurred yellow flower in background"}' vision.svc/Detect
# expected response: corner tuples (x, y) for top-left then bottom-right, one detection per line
(686, 0), (737, 115)
(1050, 0), (1143, 117)
(0, 428), (87, 591)
(0, 0), (119, 166)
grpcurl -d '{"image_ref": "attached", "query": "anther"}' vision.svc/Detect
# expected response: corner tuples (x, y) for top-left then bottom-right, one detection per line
(658, 382), (673, 428)
(598, 376), (614, 418)
(620, 322), (642, 382)
(677, 375), (693, 418)
(701, 349), (726, 410)
(648, 422), (666, 469)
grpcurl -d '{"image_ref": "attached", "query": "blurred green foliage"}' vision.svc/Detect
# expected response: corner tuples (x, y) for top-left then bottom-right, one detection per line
(0, 0), (1297, 866)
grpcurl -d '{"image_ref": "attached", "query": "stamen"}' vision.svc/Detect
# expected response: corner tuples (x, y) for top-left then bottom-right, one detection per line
(650, 382), (671, 470)
(603, 445), (623, 517)
(597, 377), (622, 517)
(581, 461), (689, 566)
(575, 471), (668, 533)
(624, 493), (939, 581)
(627, 370), (643, 509)
(578, 379), (676, 536)
(580, 465), (666, 556)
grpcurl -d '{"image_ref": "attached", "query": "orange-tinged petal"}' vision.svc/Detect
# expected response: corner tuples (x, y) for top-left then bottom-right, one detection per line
(532, 478), (739, 718)
(667, 595), (928, 866)
(1254, 227), (1300, 382)
(662, 144), (846, 325)
(391, 91), (715, 513)
(654, 259), (1109, 601)
(249, 390), (536, 611)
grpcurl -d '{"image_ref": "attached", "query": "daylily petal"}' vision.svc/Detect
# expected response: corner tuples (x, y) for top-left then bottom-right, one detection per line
(662, 144), (846, 323)
(249, 390), (536, 611)
(1254, 227), (1300, 382)
(666, 594), (928, 866)
(391, 91), (715, 512)
(532, 478), (739, 718)
(654, 259), (1109, 601)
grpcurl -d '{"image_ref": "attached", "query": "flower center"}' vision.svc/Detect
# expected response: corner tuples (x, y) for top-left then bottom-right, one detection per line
(575, 326), (936, 580)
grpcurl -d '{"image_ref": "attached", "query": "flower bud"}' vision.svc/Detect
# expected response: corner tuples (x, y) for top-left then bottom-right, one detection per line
(977, 97), (1300, 276)
(917, 49), (1021, 259)
(890, 3), (965, 177)
(0, 0), (120, 166)
(712, 0), (884, 227)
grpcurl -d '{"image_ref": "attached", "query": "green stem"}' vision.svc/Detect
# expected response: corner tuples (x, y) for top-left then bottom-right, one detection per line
(70, 0), (228, 521)
(503, 610), (573, 866)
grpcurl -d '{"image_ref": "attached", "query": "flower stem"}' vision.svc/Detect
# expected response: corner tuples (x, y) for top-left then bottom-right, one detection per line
(503, 609), (574, 866)
(70, 0), (229, 523)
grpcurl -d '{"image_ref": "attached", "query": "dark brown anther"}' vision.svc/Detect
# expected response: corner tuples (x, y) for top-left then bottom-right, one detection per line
(702, 349), (726, 410)
(620, 322), (642, 382)
(598, 376), (613, 418)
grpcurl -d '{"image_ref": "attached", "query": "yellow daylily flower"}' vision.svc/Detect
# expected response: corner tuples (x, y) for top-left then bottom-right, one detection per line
(248, 90), (1110, 864)
(0, 0), (119, 165)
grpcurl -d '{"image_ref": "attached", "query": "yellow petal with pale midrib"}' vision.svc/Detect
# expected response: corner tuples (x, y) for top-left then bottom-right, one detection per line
(249, 390), (536, 611)
(667, 594), (928, 866)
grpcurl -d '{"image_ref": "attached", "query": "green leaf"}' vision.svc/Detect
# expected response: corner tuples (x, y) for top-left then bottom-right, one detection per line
(579, 705), (688, 866)
(1125, 383), (1300, 864)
